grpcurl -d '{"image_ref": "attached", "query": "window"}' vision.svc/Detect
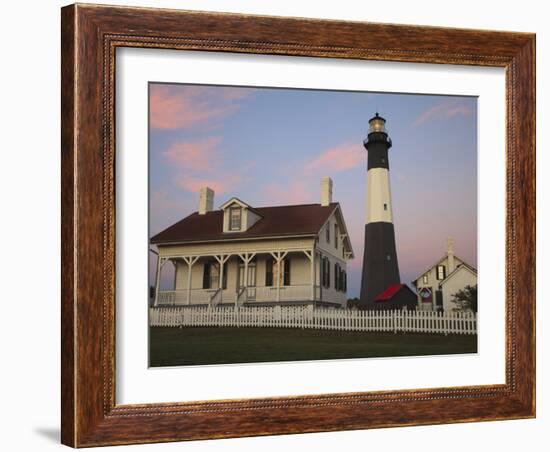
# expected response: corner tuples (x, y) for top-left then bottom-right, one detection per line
(436, 265), (446, 280)
(229, 207), (242, 231)
(422, 274), (429, 284)
(321, 257), (331, 289)
(386, 254), (391, 261)
(383, 203), (388, 211)
(266, 258), (291, 286)
(343, 271), (347, 292)
(203, 261), (227, 289)
(334, 224), (339, 249)
(265, 258), (273, 286)
(283, 259), (291, 286)
(333, 264), (346, 292)
(202, 262), (211, 289)
(326, 224), (330, 243)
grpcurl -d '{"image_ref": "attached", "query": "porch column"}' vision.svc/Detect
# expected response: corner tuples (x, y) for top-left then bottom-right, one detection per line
(214, 254), (230, 303)
(238, 253), (256, 305)
(183, 256), (199, 305)
(276, 258), (281, 302)
(153, 256), (162, 307)
(270, 251), (287, 303)
(242, 254), (249, 296)
(311, 250), (316, 301)
(318, 252), (323, 302)
(302, 249), (315, 301)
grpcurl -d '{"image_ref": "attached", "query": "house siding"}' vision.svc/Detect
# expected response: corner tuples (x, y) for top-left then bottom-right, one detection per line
(415, 255), (464, 311)
(441, 267), (477, 312)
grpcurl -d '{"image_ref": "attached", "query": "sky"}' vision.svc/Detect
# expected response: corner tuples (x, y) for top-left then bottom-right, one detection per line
(148, 83), (477, 297)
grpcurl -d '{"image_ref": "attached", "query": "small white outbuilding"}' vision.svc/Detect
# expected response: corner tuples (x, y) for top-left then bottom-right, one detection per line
(412, 238), (477, 312)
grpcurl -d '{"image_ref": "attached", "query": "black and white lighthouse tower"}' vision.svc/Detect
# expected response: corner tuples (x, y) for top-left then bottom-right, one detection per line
(360, 113), (401, 307)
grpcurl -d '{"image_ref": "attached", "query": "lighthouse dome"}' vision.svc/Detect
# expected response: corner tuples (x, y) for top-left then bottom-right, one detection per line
(368, 112), (388, 134)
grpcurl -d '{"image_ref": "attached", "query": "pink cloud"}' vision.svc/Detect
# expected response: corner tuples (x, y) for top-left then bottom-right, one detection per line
(305, 142), (363, 173)
(150, 85), (254, 130)
(261, 181), (312, 206)
(413, 100), (474, 126)
(163, 137), (222, 171)
(177, 173), (244, 196)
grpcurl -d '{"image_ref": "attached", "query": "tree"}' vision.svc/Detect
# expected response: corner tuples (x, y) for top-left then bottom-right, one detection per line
(347, 297), (360, 309)
(451, 285), (477, 313)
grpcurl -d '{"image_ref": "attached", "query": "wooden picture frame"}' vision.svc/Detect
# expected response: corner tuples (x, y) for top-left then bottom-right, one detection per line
(61, 3), (535, 447)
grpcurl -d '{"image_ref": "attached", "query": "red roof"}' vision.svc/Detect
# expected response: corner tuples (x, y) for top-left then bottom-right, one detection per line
(151, 203), (338, 245)
(374, 284), (405, 301)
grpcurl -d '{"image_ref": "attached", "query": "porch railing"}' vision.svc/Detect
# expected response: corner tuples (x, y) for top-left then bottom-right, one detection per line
(254, 284), (317, 301)
(157, 288), (219, 306)
(157, 284), (322, 306)
(209, 288), (223, 306)
(236, 287), (247, 307)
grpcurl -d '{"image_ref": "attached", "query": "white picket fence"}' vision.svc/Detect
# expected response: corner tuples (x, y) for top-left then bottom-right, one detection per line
(149, 305), (477, 335)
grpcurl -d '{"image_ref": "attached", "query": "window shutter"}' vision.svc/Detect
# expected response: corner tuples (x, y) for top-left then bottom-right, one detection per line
(343, 270), (346, 291)
(327, 258), (330, 288)
(334, 263), (339, 291)
(283, 258), (291, 286)
(344, 271), (347, 292)
(222, 262), (228, 289)
(266, 259), (273, 286)
(203, 262), (210, 289)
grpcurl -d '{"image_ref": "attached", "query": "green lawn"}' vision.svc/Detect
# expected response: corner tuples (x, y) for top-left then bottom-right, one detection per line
(149, 327), (477, 367)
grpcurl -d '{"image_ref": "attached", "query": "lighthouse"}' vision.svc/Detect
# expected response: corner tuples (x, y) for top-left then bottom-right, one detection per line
(360, 113), (402, 307)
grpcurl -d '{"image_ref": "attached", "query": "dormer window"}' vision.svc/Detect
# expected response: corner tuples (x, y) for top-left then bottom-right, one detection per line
(220, 197), (262, 233)
(229, 207), (242, 231)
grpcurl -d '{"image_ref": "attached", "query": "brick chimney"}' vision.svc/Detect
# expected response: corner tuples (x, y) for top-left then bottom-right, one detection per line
(199, 187), (214, 214)
(447, 237), (455, 273)
(321, 176), (333, 206)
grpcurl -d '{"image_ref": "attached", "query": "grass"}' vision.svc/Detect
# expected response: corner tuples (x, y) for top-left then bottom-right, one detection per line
(149, 327), (477, 367)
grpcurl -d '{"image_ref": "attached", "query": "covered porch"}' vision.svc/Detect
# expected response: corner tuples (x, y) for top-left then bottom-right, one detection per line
(153, 248), (325, 307)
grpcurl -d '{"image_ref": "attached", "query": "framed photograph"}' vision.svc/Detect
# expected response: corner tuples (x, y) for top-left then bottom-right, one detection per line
(61, 3), (535, 447)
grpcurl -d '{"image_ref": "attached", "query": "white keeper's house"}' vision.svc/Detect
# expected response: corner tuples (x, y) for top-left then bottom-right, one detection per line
(150, 177), (354, 308)
(412, 239), (477, 312)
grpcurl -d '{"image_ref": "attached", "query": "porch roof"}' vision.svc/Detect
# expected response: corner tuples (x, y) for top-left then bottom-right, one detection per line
(151, 202), (339, 245)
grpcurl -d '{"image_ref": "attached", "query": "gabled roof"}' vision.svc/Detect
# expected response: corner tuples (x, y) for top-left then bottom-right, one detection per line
(151, 202), (339, 245)
(374, 284), (413, 302)
(218, 197), (262, 216)
(412, 254), (475, 283)
(375, 284), (403, 301)
(438, 263), (477, 287)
